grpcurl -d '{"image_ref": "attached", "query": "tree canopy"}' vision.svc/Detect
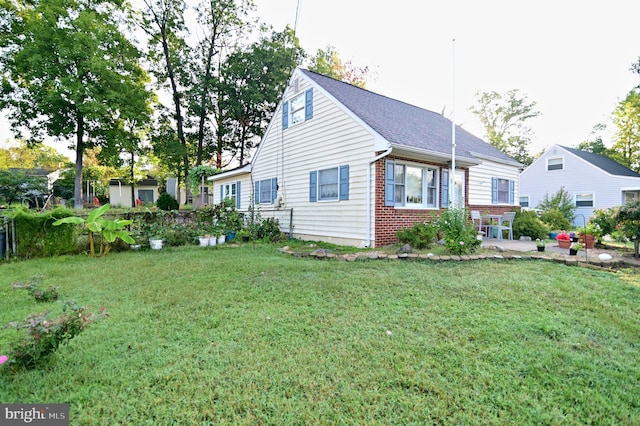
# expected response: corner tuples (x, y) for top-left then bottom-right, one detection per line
(469, 90), (541, 166)
(308, 45), (369, 88)
(610, 89), (640, 172)
(0, 0), (153, 208)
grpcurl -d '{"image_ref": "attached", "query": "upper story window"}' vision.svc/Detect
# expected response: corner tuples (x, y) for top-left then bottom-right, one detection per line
(547, 157), (563, 171)
(519, 195), (529, 207)
(282, 88), (313, 129)
(385, 160), (438, 208)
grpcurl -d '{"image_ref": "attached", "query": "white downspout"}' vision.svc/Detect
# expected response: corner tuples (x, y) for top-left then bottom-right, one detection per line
(366, 145), (393, 247)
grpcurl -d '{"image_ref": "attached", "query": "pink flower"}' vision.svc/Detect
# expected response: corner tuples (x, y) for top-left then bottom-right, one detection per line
(0, 355), (8, 365)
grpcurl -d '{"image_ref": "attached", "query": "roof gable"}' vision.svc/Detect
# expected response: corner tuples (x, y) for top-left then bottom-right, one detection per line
(559, 145), (640, 178)
(299, 69), (519, 166)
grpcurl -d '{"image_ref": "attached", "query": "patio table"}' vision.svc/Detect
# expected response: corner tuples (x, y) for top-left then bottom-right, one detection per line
(482, 214), (504, 240)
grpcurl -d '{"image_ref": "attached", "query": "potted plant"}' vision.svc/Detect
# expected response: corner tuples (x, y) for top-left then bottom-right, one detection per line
(556, 232), (571, 249)
(569, 242), (583, 255)
(569, 231), (578, 242)
(237, 229), (251, 243)
(578, 223), (601, 249)
(197, 231), (210, 247)
(535, 238), (546, 252)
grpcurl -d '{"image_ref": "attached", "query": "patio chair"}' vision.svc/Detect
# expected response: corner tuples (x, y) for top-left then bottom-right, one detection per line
(470, 210), (484, 234)
(497, 211), (516, 240)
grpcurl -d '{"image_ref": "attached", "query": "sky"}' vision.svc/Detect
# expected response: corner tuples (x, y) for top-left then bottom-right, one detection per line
(1, 0), (638, 158)
(251, 0), (639, 154)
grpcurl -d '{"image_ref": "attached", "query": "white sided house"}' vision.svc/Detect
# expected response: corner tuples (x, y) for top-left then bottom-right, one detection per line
(520, 144), (640, 226)
(109, 177), (159, 208)
(211, 68), (522, 247)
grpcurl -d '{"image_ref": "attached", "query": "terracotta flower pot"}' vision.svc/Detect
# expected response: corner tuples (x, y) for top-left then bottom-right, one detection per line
(558, 239), (571, 249)
(579, 234), (595, 249)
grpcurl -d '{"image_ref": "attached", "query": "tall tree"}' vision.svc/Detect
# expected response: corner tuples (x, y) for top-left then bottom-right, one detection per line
(610, 89), (640, 172)
(188, 0), (253, 167)
(308, 45), (369, 88)
(140, 0), (191, 201)
(0, 0), (152, 209)
(220, 26), (303, 165)
(469, 90), (541, 166)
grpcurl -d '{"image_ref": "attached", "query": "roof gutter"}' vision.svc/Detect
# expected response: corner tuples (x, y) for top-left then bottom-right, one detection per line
(366, 145), (393, 247)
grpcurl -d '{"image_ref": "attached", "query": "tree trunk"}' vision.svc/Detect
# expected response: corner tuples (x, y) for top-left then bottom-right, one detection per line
(196, 34), (218, 166)
(73, 110), (85, 210)
(160, 26), (189, 196)
(130, 151), (135, 208)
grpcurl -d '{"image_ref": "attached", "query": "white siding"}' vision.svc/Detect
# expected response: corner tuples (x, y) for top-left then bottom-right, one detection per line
(520, 145), (640, 225)
(109, 184), (158, 208)
(252, 72), (376, 246)
(213, 173), (252, 210)
(468, 160), (520, 206)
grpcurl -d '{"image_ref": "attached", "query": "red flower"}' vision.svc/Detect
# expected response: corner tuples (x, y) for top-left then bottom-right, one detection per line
(556, 232), (571, 241)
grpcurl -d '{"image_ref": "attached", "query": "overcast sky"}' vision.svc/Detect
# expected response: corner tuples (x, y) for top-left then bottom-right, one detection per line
(2, 0), (638, 158)
(252, 0), (639, 154)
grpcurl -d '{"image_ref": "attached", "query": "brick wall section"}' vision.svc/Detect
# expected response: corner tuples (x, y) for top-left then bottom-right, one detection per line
(373, 156), (519, 248)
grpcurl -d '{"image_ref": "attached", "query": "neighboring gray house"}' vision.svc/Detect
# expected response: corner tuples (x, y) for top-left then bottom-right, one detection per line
(519, 144), (640, 225)
(211, 68), (522, 247)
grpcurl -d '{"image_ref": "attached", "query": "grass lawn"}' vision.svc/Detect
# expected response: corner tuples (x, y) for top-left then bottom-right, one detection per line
(0, 244), (638, 425)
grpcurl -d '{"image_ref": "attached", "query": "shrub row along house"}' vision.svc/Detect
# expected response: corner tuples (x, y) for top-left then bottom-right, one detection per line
(210, 68), (522, 248)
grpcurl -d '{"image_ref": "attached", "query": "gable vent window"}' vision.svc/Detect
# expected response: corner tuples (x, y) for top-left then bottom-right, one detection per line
(282, 88), (313, 129)
(547, 157), (563, 171)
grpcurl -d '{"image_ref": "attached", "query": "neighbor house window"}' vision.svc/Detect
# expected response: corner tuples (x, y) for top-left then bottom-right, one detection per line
(547, 157), (563, 171)
(575, 192), (593, 207)
(220, 181), (241, 208)
(309, 165), (349, 202)
(385, 160), (438, 208)
(138, 189), (154, 203)
(282, 88), (313, 129)
(254, 178), (277, 204)
(519, 196), (529, 207)
(491, 177), (515, 204)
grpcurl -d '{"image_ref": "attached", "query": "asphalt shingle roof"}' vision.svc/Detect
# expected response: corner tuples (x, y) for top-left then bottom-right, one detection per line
(560, 145), (640, 177)
(300, 69), (518, 165)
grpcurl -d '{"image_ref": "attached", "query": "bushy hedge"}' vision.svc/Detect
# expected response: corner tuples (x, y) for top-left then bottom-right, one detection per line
(10, 208), (80, 259)
(540, 208), (571, 231)
(156, 193), (179, 211)
(513, 210), (549, 240)
(396, 222), (438, 249)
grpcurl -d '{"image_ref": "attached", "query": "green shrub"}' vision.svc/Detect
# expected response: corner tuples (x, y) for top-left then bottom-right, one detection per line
(537, 187), (576, 223)
(396, 222), (438, 249)
(591, 207), (617, 237)
(434, 208), (481, 255)
(10, 207), (80, 258)
(156, 193), (179, 211)
(12, 276), (59, 302)
(539, 208), (571, 231)
(513, 210), (549, 240)
(255, 217), (282, 242)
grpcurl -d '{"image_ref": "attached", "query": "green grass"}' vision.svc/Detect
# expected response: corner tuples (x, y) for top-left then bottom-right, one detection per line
(0, 244), (638, 425)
